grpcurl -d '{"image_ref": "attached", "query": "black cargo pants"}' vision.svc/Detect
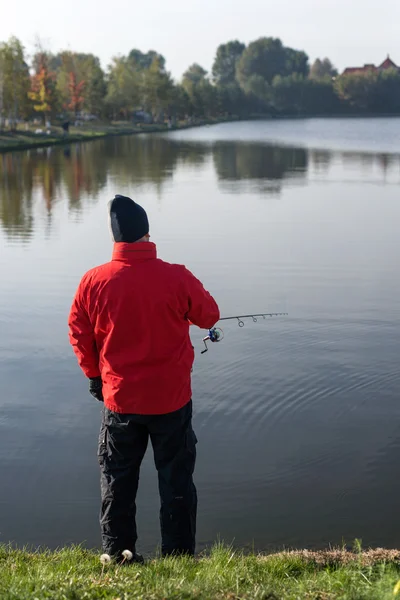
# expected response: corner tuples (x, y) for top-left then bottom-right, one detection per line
(98, 400), (197, 557)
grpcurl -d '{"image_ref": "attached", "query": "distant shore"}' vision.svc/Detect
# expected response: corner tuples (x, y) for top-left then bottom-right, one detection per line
(1, 113), (399, 155)
(0, 117), (237, 154)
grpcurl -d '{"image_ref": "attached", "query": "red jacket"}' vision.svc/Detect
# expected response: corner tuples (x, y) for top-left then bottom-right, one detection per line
(68, 242), (220, 414)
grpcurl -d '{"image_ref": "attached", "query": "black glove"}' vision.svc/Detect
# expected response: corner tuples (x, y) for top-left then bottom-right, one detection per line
(89, 377), (104, 402)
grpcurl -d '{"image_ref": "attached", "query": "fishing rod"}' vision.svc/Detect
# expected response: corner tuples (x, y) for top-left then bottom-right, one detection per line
(201, 312), (288, 354)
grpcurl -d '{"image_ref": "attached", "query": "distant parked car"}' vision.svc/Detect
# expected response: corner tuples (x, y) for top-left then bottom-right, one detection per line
(132, 110), (152, 124)
(75, 113), (98, 121)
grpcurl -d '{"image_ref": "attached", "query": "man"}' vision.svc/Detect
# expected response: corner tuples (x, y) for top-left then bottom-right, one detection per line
(68, 195), (220, 562)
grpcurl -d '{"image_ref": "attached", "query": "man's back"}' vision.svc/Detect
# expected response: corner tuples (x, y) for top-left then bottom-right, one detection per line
(69, 195), (219, 559)
(69, 242), (220, 414)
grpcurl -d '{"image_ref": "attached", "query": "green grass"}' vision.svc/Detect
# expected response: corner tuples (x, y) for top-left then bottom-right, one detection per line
(1, 544), (400, 599)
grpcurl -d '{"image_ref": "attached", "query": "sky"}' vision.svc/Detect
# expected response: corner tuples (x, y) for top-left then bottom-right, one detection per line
(1, 0), (399, 79)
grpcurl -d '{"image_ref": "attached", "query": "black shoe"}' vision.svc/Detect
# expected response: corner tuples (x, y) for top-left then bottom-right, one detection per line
(116, 551), (144, 565)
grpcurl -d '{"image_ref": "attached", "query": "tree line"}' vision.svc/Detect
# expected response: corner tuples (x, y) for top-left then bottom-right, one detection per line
(1, 36), (400, 127)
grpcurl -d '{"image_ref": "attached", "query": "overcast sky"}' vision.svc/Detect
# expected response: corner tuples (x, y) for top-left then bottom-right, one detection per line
(1, 0), (399, 79)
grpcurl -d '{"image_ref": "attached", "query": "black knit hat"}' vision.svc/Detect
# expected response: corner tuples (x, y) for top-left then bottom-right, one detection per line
(108, 195), (149, 243)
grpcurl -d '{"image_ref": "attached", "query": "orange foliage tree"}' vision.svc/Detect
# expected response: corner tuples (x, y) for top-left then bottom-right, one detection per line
(67, 72), (85, 116)
(28, 53), (55, 123)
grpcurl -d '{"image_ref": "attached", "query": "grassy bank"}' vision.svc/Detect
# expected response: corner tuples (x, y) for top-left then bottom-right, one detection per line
(2, 545), (400, 599)
(0, 123), (151, 153)
(0, 117), (235, 154)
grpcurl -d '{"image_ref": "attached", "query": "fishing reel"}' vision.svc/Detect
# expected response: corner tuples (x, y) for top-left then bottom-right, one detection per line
(199, 312), (287, 354)
(201, 327), (224, 354)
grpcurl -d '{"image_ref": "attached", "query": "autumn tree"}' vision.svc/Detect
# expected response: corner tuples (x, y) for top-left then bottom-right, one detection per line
(67, 71), (85, 115)
(54, 51), (105, 117)
(29, 50), (56, 123)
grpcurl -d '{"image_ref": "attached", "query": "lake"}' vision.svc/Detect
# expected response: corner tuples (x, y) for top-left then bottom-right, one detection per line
(1, 118), (400, 554)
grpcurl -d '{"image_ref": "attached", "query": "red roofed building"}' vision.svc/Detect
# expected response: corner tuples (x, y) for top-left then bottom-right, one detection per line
(379, 56), (398, 70)
(343, 56), (399, 76)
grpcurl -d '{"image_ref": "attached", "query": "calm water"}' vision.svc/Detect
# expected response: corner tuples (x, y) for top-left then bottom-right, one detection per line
(1, 118), (400, 554)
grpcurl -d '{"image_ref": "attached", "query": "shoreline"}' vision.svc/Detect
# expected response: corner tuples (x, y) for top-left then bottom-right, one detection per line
(1, 544), (400, 599)
(0, 117), (237, 155)
(1, 113), (400, 155)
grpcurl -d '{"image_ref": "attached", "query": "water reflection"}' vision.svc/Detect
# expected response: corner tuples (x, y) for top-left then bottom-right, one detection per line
(213, 142), (308, 180)
(310, 150), (332, 171)
(0, 143), (108, 239)
(212, 142), (308, 195)
(1, 134), (400, 240)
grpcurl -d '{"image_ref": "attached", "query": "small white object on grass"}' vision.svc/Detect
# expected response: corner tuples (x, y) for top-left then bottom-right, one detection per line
(100, 553), (111, 564)
(122, 550), (133, 561)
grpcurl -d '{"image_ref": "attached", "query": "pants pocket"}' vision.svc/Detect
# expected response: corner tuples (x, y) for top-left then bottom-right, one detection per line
(182, 427), (197, 476)
(98, 420), (108, 464)
(185, 427), (197, 451)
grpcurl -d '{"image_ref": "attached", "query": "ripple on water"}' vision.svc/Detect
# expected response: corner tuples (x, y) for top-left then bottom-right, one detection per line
(194, 317), (400, 495)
